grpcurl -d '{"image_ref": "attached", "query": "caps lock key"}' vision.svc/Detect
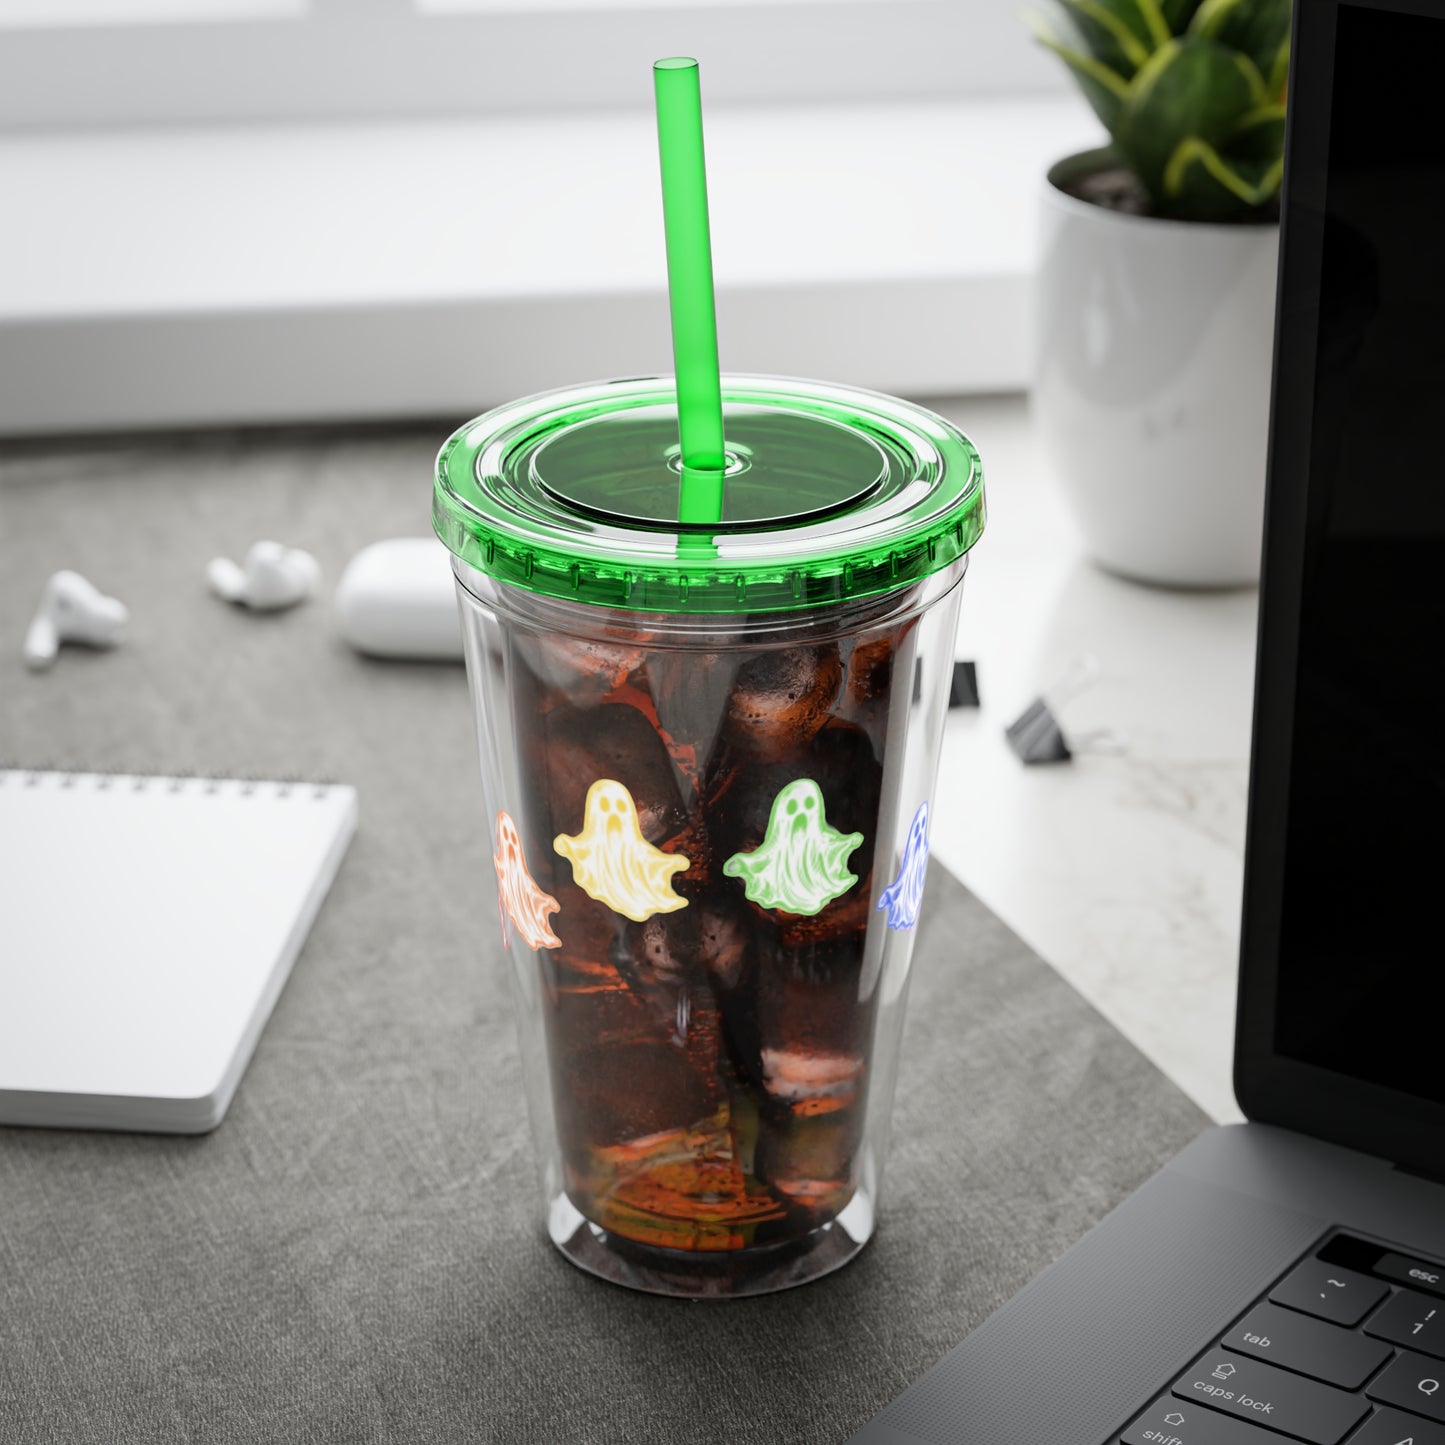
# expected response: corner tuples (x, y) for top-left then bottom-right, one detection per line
(1173, 1350), (1370, 1444)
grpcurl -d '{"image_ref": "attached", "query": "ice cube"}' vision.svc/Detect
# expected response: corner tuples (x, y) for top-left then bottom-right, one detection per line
(722, 644), (842, 761)
(529, 629), (648, 701)
(541, 702), (687, 847)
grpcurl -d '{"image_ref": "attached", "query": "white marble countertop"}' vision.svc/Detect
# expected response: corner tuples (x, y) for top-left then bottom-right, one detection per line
(926, 394), (1259, 1125)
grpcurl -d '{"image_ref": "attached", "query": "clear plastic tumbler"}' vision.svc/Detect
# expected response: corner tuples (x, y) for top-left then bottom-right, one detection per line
(433, 374), (985, 1297)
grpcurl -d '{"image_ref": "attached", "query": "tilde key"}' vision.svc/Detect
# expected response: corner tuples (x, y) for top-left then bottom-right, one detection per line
(1173, 1350), (1370, 1444)
(1270, 1260), (1389, 1327)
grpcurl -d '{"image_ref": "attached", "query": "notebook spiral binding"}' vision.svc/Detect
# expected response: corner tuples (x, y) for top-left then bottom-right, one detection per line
(0, 768), (339, 800)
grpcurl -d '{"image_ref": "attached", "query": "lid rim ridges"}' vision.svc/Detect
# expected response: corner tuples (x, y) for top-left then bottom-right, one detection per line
(433, 374), (984, 616)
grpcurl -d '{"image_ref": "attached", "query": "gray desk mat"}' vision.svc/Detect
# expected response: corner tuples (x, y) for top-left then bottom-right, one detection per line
(0, 427), (1207, 1444)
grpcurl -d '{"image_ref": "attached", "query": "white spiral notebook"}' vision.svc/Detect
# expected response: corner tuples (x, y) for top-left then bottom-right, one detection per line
(0, 769), (357, 1134)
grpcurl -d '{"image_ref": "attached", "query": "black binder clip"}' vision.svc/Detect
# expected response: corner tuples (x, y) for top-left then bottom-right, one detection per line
(948, 660), (981, 709)
(1005, 697), (1071, 764)
(1005, 655), (1120, 766)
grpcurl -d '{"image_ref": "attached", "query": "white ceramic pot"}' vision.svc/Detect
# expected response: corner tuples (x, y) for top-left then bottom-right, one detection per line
(1033, 148), (1280, 588)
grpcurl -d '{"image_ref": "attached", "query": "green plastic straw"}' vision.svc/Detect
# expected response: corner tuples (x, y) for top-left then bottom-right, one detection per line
(654, 57), (727, 524)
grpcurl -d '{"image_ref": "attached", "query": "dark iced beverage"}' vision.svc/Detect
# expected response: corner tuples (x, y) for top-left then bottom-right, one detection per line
(508, 594), (918, 1256)
(437, 375), (984, 1296)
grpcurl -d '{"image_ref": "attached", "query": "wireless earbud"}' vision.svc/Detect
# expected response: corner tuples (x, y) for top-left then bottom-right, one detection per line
(23, 571), (130, 672)
(207, 541), (321, 612)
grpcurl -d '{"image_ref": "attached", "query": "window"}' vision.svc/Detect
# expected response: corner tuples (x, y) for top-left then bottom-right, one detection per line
(0, 0), (302, 23)
(0, 1), (1060, 130)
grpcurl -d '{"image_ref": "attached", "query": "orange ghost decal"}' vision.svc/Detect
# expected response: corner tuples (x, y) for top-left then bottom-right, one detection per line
(494, 810), (562, 950)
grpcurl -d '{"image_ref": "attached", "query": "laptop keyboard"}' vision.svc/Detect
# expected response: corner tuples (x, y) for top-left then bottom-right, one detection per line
(1120, 1232), (1445, 1445)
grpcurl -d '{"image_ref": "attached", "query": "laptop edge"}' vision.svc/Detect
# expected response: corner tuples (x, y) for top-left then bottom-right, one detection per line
(848, 0), (1445, 1439)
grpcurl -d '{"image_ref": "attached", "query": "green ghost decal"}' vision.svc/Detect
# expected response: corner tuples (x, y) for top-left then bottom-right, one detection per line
(723, 778), (863, 916)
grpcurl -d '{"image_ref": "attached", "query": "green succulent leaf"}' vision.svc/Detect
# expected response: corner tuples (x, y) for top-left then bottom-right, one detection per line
(1029, 0), (1287, 220)
(1157, 0), (1206, 31)
(1027, 13), (1131, 131)
(1188, 0), (1291, 84)
(1267, 34), (1290, 98)
(1132, 0), (1173, 47)
(1233, 49), (1271, 107)
(1058, 0), (1156, 74)
(1118, 36), (1257, 201)
(1161, 135), (1284, 218)
(1229, 103), (1287, 159)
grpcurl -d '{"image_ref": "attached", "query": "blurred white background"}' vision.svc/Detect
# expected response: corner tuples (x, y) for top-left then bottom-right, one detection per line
(0, 2), (1254, 1124)
(0, 0), (1100, 432)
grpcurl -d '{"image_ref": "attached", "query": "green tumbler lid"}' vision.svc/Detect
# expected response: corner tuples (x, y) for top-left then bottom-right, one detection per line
(432, 374), (984, 614)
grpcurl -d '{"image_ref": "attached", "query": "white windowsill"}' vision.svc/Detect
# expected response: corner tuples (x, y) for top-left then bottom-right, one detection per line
(2, 94), (1101, 436)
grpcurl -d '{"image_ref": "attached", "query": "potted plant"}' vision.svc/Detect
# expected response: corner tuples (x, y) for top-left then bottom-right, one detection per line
(1029, 0), (1290, 586)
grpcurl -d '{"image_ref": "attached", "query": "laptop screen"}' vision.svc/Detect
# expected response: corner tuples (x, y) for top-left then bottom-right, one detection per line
(1271, 1), (1445, 1106)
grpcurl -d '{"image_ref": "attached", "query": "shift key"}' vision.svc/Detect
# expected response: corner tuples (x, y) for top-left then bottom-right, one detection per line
(1122, 1394), (1290, 1444)
(1173, 1350), (1370, 1443)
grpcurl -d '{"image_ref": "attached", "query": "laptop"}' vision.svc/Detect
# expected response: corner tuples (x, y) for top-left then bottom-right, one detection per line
(849, 1), (1445, 1442)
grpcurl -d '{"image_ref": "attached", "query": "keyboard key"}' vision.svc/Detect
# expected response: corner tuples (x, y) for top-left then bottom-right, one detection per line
(1346, 1405), (1445, 1444)
(1272, 1260), (1390, 1326)
(1368, 1291), (1445, 1360)
(1173, 1350), (1370, 1443)
(1223, 1302), (1393, 1388)
(1121, 1395), (1282, 1444)
(1377, 1255), (1445, 1300)
(1367, 1351), (1445, 1425)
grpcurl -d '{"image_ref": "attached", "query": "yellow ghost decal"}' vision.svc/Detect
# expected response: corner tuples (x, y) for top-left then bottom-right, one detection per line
(554, 778), (690, 922)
